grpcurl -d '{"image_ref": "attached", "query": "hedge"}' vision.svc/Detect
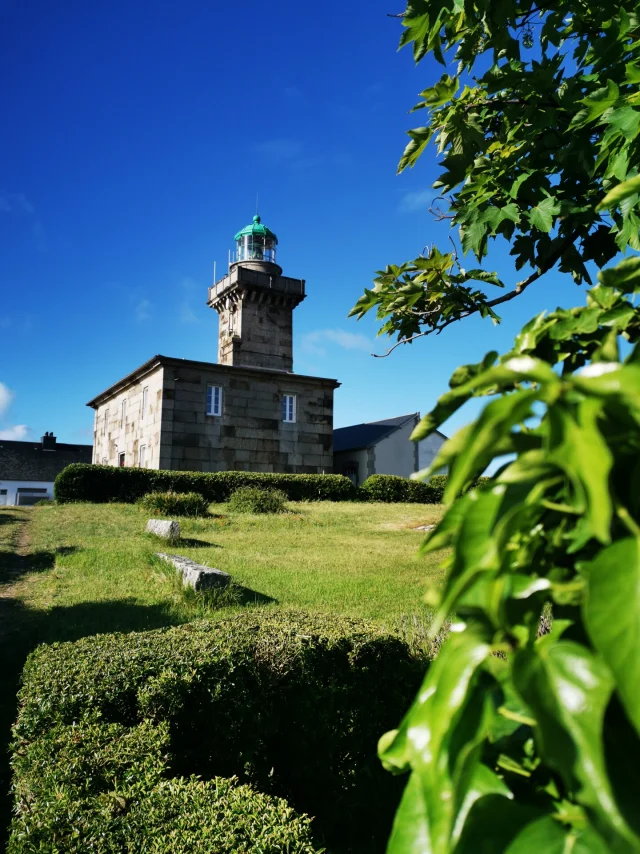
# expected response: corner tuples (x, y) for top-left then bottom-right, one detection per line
(54, 463), (357, 504)
(9, 720), (317, 854)
(358, 474), (437, 503)
(11, 610), (423, 852)
(227, 486), (288, 513)
(141, 490), (210, 517)
(358, 473), (493, 503)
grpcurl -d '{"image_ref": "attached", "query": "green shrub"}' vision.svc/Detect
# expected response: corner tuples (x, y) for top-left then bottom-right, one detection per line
(359, 474), (437, 503)
(55, 464), (357, 504)
(12, 610), (422, 851)
(358, 474), (491, 503)
(8, 719), (318, 853)
(141, 491), (210, 517)
(427, 474), (491, 502)
(227, 486), (287, 514)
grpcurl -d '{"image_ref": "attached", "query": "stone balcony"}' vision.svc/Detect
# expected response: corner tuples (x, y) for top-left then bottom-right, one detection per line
(208, 264), (306, 307)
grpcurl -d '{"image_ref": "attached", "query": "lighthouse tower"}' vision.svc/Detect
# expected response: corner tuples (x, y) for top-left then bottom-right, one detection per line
(207, 215), (306, 372)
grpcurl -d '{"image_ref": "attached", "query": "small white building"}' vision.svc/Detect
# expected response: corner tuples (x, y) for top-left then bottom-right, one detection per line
(333, 413), (447, 487)
(0, 433), (92, 506)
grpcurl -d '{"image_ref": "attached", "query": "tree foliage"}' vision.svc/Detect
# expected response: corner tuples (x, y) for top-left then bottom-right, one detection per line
(380, 261), (640, 851)
(350, 0), (640, 350)
(363, 3), (640, 851)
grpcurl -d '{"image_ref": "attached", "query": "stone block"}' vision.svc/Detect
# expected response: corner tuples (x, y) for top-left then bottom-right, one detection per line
(146, 520), (180, 541)
(156, 553), (231, 591)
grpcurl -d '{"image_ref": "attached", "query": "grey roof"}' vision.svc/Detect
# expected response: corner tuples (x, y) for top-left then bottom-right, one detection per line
(333, 413), (420, 453)
(86, 354), (340, 408)
(0, 440), (92, 482)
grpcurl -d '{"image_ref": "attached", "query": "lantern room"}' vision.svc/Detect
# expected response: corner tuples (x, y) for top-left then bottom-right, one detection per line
(234, 215), (278, 264)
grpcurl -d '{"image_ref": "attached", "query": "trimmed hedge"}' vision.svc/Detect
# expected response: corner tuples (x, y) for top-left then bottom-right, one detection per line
(11, 610), (423, 852)
(359, 474), (437, 503)
(9, 720), (317, 853)
(359, 473), (493, 503)
(227, 486), (288, 514)
(140, 490), (210, 517)
(54, 463), (356, 504)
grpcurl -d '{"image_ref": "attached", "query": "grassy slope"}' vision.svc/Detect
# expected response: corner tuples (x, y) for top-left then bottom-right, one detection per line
(0, 500), (445, 844)
(20, 500), (445, 628)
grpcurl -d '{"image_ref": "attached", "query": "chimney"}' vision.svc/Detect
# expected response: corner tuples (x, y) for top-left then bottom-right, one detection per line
(41, 432), (57, 451)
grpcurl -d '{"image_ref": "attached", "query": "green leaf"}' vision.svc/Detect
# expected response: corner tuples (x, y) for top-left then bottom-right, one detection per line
(596, 175), (640, 212)
(528, 197), (561, 233)
(584, 538), (640, 737)
(576, 80), (620, 124)
(513, 641), (638, 848)
(598, 256), (640, 292)
(398, 127), (434, 173)
(379, 631), (491, 853)
(385, 771), (431, 854)
(463, 269), (505, 287)
(547, 400), (613, 544)
(454, 797), (549, 854)
(443, 389), (542, 501)
(419, 74), (459, 107)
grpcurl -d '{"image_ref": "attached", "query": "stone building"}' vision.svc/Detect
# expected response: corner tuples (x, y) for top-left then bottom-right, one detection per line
(333, 414), (447, 487)
(88, 216), (340, 474)
(0, 432), (92, 505)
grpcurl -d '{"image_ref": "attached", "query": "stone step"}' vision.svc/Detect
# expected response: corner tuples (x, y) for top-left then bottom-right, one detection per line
(156, 552), (231, 591)
(146, 519), (180, 541)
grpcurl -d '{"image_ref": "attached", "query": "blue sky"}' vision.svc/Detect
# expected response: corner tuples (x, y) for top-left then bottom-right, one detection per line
(1, 0), (585, 446)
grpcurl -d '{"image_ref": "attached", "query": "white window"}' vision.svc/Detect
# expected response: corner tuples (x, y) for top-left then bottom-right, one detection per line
(142, 387), (149, 419)
(206, 385), (222, 416)
(121, 398), (127, 428)
(103, 409), (109, 436)
(282, 394), (296, 423)
(139, 444), (146, 468)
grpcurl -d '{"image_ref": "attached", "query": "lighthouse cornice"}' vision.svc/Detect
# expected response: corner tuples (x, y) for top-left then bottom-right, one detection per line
(207, 264), (306, 312)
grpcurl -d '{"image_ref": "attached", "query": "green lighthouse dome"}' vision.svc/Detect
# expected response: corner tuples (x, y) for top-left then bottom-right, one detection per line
(234, 215), (278, 263)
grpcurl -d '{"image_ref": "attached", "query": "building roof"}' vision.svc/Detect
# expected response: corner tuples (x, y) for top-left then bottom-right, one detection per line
(333, 413), (448, 453)
(86, 354), (340, 408)
(0, 439), (92, 482)
(234, 215), (278, 244)
(333, 414), (418, 453)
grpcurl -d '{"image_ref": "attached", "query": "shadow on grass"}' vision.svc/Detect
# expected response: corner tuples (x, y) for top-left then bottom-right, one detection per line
(177, 537), (221, 548)
(0, 546), (80, 587)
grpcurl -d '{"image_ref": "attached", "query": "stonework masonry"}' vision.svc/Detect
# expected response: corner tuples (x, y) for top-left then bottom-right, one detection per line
(89, 217), (339, 475)
(208, 262), (305, 372)
(92, 365), (164, 468)
(89, 356), (339, 474)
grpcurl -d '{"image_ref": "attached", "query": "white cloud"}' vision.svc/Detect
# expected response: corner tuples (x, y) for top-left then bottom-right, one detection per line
(0, 425), (28, 440)
(135, 299), (151, 322)
(397, 189), (436, 214)
(0, 382), (14, 417)
(0, 383), (29, 440)
(300, 328), (372, 358)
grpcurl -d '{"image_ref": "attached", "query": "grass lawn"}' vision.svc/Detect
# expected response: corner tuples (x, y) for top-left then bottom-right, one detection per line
(0, 499), (445, 844)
